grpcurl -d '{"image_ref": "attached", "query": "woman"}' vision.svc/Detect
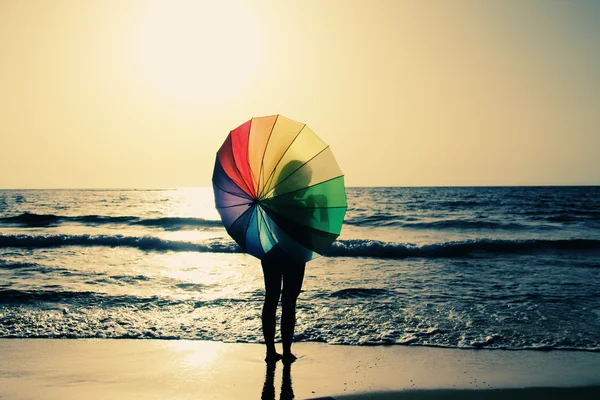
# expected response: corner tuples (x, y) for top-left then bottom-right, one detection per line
(261, 243), (305, 363)
(261, 160), (327, 363)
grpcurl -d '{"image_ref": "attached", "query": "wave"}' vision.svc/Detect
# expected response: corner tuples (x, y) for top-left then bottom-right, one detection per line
(71, 215), (138, 224)
(0, 233), (240, 253)
(0, 260), (94, 278)
(2, 211), (596, 232)
(0, 288), (176, 307)
(130, 217), (223, 229)
(434, 200), (487, 208)
(0, 213), (62, 227)
(344, 214), (422, 227)
(0, 303), (598, 350)
(328, 288), (391, 299)
(0, 212), (222, 229)
(0, 260), (42, 270)
(344, 216), (556, 230)
(1, 234), (600, 258)
(398, 220), (543, 230)
(327, 238), (600, 258)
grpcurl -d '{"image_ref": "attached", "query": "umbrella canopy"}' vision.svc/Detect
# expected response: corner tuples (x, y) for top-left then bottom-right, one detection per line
(212, 115), (347, 264)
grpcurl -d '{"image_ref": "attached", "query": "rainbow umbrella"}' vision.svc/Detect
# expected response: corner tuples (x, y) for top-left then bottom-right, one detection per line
(212, 115), (347, 263)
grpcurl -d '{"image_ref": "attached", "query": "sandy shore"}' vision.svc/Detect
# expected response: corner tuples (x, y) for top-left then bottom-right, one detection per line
(1, 339), (599, 399)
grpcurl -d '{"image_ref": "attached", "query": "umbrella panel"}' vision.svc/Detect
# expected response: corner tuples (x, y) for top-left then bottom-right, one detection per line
(213, 184), (252, 209)
(248, 115), (278, 189)
(259, 125), (327, 199)
(212, 157), (253, 201)
(264, 147), (343, 199)
(259, 116), (305, 195)
(261, 205), (339, 255)
(261, 176), (346, 235)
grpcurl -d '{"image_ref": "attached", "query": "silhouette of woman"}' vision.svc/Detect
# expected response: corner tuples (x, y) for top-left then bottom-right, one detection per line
(261, 160), (328, 364)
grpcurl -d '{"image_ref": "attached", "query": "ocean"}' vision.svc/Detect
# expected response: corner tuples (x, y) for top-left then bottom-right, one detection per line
(1, 187), (599, 351)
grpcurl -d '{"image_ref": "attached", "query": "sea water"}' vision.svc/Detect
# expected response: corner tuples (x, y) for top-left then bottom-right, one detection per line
(1, 187), (599, 350)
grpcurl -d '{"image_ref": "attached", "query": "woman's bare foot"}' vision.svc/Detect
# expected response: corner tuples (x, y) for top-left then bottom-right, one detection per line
(265, 351), (283, 363)
(282, 352), (297, 364)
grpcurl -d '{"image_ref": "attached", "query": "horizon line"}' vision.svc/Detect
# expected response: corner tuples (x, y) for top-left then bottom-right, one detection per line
(1, 184), (599, 190)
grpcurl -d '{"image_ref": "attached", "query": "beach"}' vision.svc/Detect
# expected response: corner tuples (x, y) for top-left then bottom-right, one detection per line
(1, 339), (600, 399)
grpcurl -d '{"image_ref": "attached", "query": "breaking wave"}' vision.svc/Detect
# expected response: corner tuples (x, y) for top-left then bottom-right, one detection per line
(1, 234), (599, 258)
(327, 238), (600, 258)
(0, 212), (222, 229)
(344, 216), (556, 230)
(0, 234), (240, 253)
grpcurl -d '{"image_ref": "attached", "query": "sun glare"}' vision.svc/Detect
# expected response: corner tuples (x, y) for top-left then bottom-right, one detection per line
(132, 0), (263, 108)
(166, 340), (220, 369)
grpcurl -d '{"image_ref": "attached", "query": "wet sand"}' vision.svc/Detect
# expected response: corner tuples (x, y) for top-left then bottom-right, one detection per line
(1, 339), (599, 399)
(323, 386), (600, 399)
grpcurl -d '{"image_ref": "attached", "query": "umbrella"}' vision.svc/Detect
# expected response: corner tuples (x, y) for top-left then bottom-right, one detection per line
(212, 115), (347, 264)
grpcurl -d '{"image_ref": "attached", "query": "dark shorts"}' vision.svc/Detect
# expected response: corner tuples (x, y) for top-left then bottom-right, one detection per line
(261, 245), (306, 270)
(261, 245), (306, 299)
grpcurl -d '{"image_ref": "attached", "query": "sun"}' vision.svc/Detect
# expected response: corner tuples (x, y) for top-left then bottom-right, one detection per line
(132, 0), (263, 108)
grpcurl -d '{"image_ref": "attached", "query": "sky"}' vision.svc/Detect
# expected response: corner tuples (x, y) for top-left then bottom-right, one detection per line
(1, 0), (599, 188)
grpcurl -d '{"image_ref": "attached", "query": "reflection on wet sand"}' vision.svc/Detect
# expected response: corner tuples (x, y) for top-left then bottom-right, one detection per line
(261, 362), (276, 400)
(261, 362), (296, 400)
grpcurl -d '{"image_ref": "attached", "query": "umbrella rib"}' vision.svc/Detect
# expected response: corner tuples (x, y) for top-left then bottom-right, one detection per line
(242, 205), (256, 248)
(263, 146), (330, 199)
(257, 115), (279, 198)
(227, 132), (255, 198)
(258, 205), (276, 241)
(213, 186), (252, 201)
(255, 204), (263, 254)
(259, 124), (306, 198)
(212, 179), (253, 201)
(227, 205), (255, 251)
(216, 203), (252, 209)
(246, 118), (257, 197)
(257, 205), (278, 254)
(264, 175), (346, 201)
(260, 204), (348, 210)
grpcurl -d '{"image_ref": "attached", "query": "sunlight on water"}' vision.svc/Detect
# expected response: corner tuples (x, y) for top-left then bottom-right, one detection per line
(165, 187), (220, 220)
(154, 252), (261, 301)
(161, 230), (221, 242)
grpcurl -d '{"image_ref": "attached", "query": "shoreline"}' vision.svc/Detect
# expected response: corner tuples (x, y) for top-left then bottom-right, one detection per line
(326, 386), (600, 399)
(1, 336), (600, 353)
(2, 339), (600, 399)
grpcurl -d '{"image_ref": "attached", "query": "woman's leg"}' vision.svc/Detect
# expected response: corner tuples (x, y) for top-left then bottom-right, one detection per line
(262, 260), (283, 362)
(281, 263), (306, 361)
